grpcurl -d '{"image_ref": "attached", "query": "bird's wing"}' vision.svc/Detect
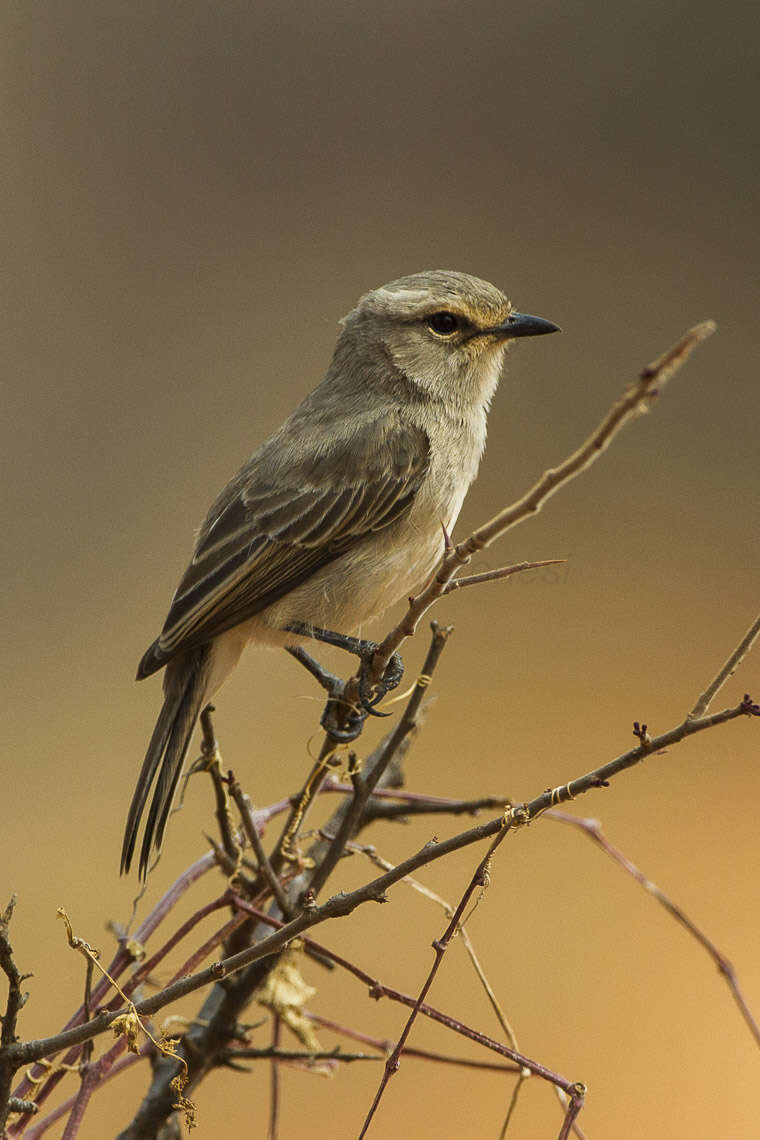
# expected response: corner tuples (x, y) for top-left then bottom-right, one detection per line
(137, 414), (430, 677)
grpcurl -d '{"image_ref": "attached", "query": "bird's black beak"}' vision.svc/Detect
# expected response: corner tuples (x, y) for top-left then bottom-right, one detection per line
(491, 312), (561, 340)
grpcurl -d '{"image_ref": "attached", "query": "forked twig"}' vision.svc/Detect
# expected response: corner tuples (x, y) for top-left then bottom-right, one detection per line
(689, 614), (760, 720)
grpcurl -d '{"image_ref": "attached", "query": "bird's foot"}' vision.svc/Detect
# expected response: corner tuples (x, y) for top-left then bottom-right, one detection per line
(287, 643), (367, 742)
(357, 646), (404, 715)
(285, 628), (405, 734)
(319, 698), (367, 743)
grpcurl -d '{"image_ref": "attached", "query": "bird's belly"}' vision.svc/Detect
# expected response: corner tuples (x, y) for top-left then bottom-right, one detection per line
(240, 454), (473, 647)
(244, 515), (444, 646)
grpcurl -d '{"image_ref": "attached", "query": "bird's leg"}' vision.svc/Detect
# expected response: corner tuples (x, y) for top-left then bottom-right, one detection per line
(286, 644), (368, 743)
(284, 623), (404, 720)
(286, 644), (343, 695)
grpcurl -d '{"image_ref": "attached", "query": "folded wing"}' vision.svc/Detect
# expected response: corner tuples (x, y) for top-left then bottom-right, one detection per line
(137, 414), (430, 677)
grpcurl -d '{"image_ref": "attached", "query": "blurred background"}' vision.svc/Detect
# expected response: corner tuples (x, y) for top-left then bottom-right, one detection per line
(3, 1), (759, 1136)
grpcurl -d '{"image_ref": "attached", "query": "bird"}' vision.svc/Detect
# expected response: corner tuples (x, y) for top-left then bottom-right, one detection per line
(121, 270), (559, 876)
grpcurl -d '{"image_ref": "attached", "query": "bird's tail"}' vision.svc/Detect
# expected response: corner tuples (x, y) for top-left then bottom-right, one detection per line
(121, 647), (210, 878)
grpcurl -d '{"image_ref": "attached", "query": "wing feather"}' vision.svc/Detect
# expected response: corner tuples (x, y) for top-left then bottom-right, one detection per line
(137, 414), (429, 677)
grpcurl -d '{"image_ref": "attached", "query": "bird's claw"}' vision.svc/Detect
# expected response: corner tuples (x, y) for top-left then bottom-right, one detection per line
(358, 648), (404, 714)
(320, 699), (367, 743)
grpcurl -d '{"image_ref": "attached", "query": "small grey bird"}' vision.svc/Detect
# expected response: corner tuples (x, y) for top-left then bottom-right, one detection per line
(122, 270), (559, 875)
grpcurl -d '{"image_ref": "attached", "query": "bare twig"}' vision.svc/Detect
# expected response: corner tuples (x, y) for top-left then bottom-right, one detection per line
(105, 895), (238, 1010)
(271, 734), (342, 871)
(227, 1045), (381, 1063)
(547, 809), (760, 1048)
(689, 613), (760, 719)
(268, 1014), (281, 1140)
(64, 952), (99, 1140)
(0, 897), (31, 1135)
(349, 844), (520, 1049)
(351, 845), (538, 1136)
(60, 1062), (98, 1140)
(227, 773), (291, 916)
(558, 1090), (587, 1140)
(198, 706), (240, 868)
(358, 821), (521, 1137)
(359, 792), (506, 824)
(499, 1075), (529, 1140)
(321, 782), (505, 811)
(443, 558), (566, 593)
(305, 1012), (520, 1072)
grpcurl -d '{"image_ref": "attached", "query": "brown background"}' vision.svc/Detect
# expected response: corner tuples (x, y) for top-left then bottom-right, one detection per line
(4, 1), (759, 1137)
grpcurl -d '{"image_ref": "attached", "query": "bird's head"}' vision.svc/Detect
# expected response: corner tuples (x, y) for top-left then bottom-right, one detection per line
(340, 270), (559, 407)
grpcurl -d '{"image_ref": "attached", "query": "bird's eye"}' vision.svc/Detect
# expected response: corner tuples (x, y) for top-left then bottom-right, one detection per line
(425, 311), (460, 337)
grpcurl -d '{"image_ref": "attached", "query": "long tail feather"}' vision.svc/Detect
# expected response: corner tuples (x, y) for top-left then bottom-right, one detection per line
(121, 647), (210, 877)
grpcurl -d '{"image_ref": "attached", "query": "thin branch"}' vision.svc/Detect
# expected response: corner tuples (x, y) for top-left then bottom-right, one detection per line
(60, 1062), (98, 1140)
(358, 821), (519, 1137)
(351, 845), (536, 1137)
(348, 845), (520, 1048)
(270, 735), (342, 873)
(689, 613), (760, 719)
(268, 1014), (281, 1140)
(305, 1012), (520, 1072)
(359, 792), (506, 823)
(499, 1074), (529, 1140)
(0, 897), (31, 1135)
(227, 773), (292, 916)
(226, 1045), (381, 1063)
(443, 559), (566, 594)
(199, 706), (240, 868)
(558, 1091), (586, 1140)
(104, 895), (236, 1010)
(532, 696), (758, 814)
(24, 1052), (143, 1140)
(546, 809), (760, 1048)
(320, 782), (504, 810)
